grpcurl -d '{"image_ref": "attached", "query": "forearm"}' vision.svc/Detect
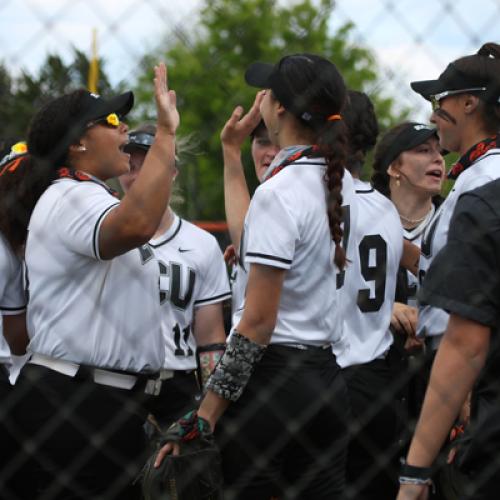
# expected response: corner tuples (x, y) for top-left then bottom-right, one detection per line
(401, 239), (420, 277)
(100, 131), (176, 258)
(121, 130), (176, 233)
(223, 146), (251, 252)
(197, 390), (231, 430)
(406, 316), (489, 467)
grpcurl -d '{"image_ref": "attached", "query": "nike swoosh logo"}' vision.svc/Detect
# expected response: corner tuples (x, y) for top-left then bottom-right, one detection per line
(178, 248), (192, 253)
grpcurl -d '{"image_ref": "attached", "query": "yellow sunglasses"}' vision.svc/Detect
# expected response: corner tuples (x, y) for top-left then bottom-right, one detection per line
(86, 113), (121, 129)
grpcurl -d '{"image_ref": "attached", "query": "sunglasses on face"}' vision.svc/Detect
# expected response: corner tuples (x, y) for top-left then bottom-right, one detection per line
(86, 113), (122, 129)
(430, 87), (487, 112)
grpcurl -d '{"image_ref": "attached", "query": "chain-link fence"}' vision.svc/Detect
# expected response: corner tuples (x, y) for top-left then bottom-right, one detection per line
(1, 0), (500, 499)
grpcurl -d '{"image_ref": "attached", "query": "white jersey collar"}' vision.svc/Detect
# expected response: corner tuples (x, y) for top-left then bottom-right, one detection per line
(149, 212), (182, 247)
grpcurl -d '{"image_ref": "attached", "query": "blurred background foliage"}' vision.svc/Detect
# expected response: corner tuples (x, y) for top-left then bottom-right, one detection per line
(1, 0), (411, 219)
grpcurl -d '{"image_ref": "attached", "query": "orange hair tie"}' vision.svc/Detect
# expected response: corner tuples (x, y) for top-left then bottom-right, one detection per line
(0, 157), (23, 177)
(327, 114), (342, 121)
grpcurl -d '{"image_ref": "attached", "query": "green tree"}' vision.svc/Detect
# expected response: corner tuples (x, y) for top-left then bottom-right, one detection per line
(1, 49), (114, 146)
(0, 63), (18, 152)
(134, 0), (406, 220)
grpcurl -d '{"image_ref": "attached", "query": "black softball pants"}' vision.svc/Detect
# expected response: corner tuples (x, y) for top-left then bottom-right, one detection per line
(342, 347), (406, 500)
(11, 364), (152, 500)
(215, 344), (350, 500)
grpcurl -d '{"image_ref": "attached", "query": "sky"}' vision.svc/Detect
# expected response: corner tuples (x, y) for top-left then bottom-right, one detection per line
(1, 0), (499, 121)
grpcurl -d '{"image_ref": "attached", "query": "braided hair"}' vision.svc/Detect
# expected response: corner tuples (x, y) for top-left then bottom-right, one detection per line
(273, 54), (348, 269)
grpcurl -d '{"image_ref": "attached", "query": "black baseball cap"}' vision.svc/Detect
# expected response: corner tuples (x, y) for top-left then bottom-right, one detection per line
(379, 123), (438, 171)
(410, 63), (488, 101)
(125, 124), (156, 153)
(28, 90), (134, 163)
(80, 91), (134, 123)
(245, 54), (342, 122)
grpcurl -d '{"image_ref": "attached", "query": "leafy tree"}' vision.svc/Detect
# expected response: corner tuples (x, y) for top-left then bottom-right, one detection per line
(134, 0), (406, 220)
(0, 49), (114, 146)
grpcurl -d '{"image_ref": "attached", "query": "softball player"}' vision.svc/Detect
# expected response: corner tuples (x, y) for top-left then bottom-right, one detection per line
(372, 123), (444, 310)
(0, 149), (35, 498)
(334, 90), (404, 500)
(13, 63), (179, 499)
(119, 125), (230, 427)
(411, 42), (500, 352)
(156, 53), (357, 500)
(0, 233), (27, 498)
(397, 41), (500, 499)
(371, 123), (446, 449)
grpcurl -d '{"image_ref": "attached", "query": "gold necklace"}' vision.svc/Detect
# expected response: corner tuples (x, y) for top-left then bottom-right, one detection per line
(399, 207), (432, 225)
(399, 213), (427, 224)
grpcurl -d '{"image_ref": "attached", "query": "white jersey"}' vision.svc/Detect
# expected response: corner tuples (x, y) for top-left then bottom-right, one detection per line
(232, 157), (357, 346)
(0, 234), (26, 368)
(418, 148), (500, 338)
(335, 179), (403, 367)
(229, 260), (246, 319)
(25, 177), (165, 373)
(400, 206), (436, 309)
(149, 214), (231, 371)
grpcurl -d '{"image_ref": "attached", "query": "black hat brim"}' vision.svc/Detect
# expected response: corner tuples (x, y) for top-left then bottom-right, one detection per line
(410, 79), (446, 101)
(85, 91), (134, 122)
(379, 124), (439, 172)
(245, 62), (275, 88)
(404, 127), (438, 150)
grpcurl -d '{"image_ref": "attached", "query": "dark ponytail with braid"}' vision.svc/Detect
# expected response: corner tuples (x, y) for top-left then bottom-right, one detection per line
(273, 54), (349, 269)
(318, 119), (348, 270)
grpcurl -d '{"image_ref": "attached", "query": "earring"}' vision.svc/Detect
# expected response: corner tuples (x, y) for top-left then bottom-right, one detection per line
(78, 145), (87, 152)
(396, 175), (400, 188)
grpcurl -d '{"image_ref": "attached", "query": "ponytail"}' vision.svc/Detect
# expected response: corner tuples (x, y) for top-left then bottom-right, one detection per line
(454, 42), (500, 132)
(0, 153), (55, 254)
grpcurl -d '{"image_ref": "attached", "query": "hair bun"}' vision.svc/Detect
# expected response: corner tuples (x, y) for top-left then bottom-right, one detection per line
(477, 42), (500, 59)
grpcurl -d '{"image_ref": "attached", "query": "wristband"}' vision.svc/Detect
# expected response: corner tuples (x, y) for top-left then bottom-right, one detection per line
(205, 331), (266, 402)
(399, 461), (433, 488)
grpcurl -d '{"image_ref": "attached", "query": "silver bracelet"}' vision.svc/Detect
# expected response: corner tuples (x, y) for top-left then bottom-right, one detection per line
(205, 331), (266, 402)
(399, 476), (432, 486)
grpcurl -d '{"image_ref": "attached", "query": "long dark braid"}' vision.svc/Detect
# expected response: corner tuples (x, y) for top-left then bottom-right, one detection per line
(276, 53), (348, 269)
(319, 121), (348, 269)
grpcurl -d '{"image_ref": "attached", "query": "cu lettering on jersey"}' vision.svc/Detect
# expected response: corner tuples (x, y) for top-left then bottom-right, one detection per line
(158, 260), (196, 310)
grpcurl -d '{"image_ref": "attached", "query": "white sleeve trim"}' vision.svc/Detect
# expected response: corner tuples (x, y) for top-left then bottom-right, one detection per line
(245, 251), (292, 269)
(194, 291), (232, 308)
(0, 304), (26, 315)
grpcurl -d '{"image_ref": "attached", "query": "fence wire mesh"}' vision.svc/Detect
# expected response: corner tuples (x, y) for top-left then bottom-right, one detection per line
(1, 0), (500, 499)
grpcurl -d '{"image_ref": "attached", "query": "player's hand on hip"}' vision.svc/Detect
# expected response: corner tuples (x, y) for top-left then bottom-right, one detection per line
(397, 483), (429, 500)
(221, 91), (264, 150)
(154, 63), (179, 135)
